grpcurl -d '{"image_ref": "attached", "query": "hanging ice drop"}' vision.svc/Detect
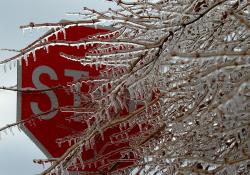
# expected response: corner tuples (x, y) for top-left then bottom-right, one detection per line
(61, 27), (66, 39)
(3, 64), (7, 73)
(32, 50), (36, 62)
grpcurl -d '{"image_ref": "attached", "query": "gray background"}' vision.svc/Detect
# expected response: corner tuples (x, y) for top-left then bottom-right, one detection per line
(0, 1), (115, 174)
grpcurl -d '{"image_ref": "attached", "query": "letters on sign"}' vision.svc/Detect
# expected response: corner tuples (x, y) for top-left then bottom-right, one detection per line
(30, 65), (88, 120)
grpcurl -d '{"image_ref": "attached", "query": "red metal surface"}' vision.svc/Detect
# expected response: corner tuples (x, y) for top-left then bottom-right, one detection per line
(18, 25), (142, 173)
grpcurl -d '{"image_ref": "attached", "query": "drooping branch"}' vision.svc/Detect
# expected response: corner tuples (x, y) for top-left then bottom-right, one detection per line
(1, 0), (250, 174)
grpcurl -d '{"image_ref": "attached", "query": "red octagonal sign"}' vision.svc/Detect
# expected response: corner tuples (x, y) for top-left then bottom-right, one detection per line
(17, 25), (145, 174)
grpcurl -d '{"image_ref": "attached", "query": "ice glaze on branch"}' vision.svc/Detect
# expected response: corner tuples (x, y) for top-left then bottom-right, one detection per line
(40, 0), (250, 174)
(1, 0), (250, 174)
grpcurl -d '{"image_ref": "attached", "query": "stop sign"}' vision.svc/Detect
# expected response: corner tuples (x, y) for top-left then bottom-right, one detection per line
(17, 25), (142, 173)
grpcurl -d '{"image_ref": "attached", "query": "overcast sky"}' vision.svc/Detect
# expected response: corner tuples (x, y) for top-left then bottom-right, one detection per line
(0, 1), (116, 174)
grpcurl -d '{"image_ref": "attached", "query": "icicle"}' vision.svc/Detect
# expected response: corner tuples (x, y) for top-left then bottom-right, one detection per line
(45, 45), (49, 53)
(4, 64), (7, 73)
(8, 62), (12, 70)
(144, 100), (148, 113)
(17, 124), (22, 132)
(90, 92), (95, 102)
(58, 141), (62, 148)
(54, 166), (59, 175)
(89, 62), (93, 68)
(18, 58), (22, 66)
(99, 129), (104, 141)
(68, 139), (72, 146)
(69, 84), (74, 93)
(61, 28), (66, 39)
(116, 96), (123, 109)
(90, 137), (95, 149)
(125, 132), (129, 140)
(247, 141), (250, 155)
(95, 63), (98, 70)
(55, 31), (59, 40)
(160, 12), (164, 22)
(156, 115), (161, 122)
(106, 110), (111, 121)
(107, 34), (111, 39)
(110, 95), (118, 113)
(85, 140), (90, 150)
(13, 60), (16, 68)
(99, 86), (104, 97)
(123, 122), (127, 129)
(4, 129), (7, 135)
(32, 50), (36, 62)
(111, 68), (115, 77)
(73, 138), (77, 144)
(87, 163), (91, 169)
(119, 123), (123, 131)
(9, 127), (14, 136)
(24, 54), (28, 66)
(59, 163), (64, 175)
(110, 136), (114, 144)
(86, 119), (91, 128)
(75, 82), (81, 92)
(138, 123), (142, 132)
(78, 155), (85, 170)
(76, 44), (80, 50)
